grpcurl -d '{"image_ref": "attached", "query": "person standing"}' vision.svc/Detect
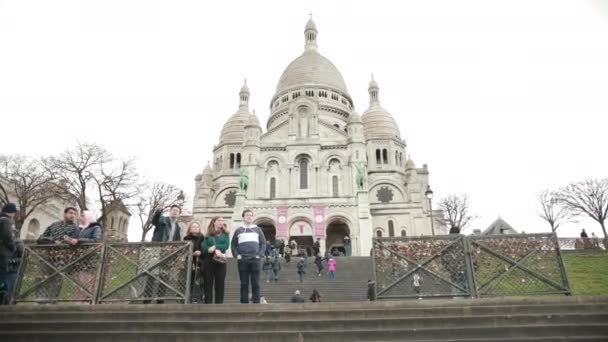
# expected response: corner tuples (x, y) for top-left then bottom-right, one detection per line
(184, 221), (205, 303)
(343, 236), (351, 256)
(327, 257), (336, 281)
(231, 209), (266, 304)
(0, 203), (22, 305)
(202, 217), (229, 304)
(313, 238), (321, 256)
(143, 204), (182, 304)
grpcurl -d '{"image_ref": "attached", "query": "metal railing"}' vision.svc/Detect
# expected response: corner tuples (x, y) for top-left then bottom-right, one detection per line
(557, 237), (606, 250)
(12, 242), (192, 304)
(372, 233), (571, 299)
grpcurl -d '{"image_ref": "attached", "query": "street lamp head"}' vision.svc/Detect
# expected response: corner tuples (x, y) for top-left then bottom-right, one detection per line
(425, 185), (434, 200)
(177, 190), (185, 203)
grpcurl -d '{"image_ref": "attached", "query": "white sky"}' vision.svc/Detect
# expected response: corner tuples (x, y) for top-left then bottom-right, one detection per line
(1, 0), (607, 241)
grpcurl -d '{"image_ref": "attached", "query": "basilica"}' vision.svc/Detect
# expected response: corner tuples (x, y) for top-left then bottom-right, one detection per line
(192, 18), (440, 256)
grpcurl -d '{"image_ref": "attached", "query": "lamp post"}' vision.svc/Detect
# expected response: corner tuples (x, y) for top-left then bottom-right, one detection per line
(177, 191), (185, 207)
(425, 185), (435, 236)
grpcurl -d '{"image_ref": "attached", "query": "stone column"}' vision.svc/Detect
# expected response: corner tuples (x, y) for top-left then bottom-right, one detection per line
(356, 190), (373, 256)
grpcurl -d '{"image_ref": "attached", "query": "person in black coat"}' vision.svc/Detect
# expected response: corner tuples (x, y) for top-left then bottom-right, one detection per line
(0, 203), (20, 305)
(183, 222), (205, 303)
(314, 253), (325, 276)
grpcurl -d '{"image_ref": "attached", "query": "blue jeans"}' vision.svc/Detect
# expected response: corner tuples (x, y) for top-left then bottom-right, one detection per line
(265, 269), (273, 282)
(237, 258), (261, 304)
(329, 271), (336, 281)
(298, 272), (304, 282)
(0, 272), (18, 305)
(345, 245), (351, 256)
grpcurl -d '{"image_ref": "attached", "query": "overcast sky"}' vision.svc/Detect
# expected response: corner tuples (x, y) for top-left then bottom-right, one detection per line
(1, 0), (607, 241)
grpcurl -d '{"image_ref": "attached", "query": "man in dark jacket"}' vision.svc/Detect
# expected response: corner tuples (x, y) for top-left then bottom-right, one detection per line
(151, 205), (182, 242)
(0, 203), (21, 305)
(290, 289), (305, 303)
(144, 204), (182, 304)
(35, 207), (79, 302)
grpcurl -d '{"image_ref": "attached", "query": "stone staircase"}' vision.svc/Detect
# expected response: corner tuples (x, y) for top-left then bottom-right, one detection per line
(222, 256), (373, 303)
(1, 296), (608, 341)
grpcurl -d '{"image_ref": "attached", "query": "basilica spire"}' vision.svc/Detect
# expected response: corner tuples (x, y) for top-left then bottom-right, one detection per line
(304, 15), (318, 51)
(368, 74), (380, 105)
(239, 78), (250, 109)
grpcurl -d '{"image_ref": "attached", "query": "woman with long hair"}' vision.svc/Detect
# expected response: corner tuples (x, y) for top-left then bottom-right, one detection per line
(201, 217), (230, 304)
(184, 221), (205, 303)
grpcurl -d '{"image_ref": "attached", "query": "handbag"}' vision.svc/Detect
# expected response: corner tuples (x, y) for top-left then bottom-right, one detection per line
(210, 236), (226, 263)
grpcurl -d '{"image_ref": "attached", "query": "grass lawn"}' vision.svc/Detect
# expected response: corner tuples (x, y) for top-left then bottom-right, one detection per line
(563, 251), (608, 296)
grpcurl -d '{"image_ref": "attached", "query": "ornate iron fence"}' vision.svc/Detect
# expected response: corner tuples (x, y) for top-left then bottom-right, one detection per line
(372, 233), (571, 299)
(13, 243), (104, 304)
(468, 234), (570, 297)
(97, 242), (192, 303)
(373, 235), (473, 299)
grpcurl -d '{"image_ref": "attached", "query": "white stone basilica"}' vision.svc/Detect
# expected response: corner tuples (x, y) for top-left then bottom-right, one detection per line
(192, 18), (441, 256)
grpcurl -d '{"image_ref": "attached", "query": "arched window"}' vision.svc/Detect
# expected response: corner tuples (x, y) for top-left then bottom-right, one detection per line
(236, 153), (241, 168)
(382, 149), (388, 164)
(395, 151), (399, 165)
(299, 159), (308, 189)
(376, 230), (383, 238)
(401, 229), (407, 237)
(110, 216), (115, 230)
(270, 177), (276, 199)
(229, 153), (235, 168)
(388, 220), (394, 237)
(376, 149), (381, 164)
(332, 175), (339, 197)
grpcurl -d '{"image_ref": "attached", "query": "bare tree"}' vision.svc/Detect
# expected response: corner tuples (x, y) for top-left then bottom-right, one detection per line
(557, 178), (608, 238)
(537, 189), (572, 232)
(436, 193), (476, 234)
(0, 155), (62, 233)
(135, 181), (183, 242)
(49, 142), (112, 210)
(92, 158), (142, 227)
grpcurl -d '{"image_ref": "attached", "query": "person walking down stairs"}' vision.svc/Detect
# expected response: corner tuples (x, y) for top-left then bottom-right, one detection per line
(263, 256), (272, 283)
(297, 257), (306, 283)
(327, 258), (336, 281)
(314, 253), (325, 276)
(271, 255), (281, 282)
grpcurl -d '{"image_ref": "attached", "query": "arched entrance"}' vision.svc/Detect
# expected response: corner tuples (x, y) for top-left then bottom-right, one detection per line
(26, 218), (40, 240)
(256, 218), (276, 245)
(288, 219), (314, 256)
(326, 217), (350, 256)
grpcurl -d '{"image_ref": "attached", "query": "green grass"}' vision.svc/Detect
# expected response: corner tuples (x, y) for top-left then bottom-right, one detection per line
(563, 252), (608, 296)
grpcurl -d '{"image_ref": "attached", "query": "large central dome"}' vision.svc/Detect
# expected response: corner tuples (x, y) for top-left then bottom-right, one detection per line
(273, 18), (349, 99)
(275, 49), (348, 95)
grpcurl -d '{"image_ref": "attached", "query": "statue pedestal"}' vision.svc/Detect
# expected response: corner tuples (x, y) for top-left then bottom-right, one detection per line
(356, 190), (373, 256)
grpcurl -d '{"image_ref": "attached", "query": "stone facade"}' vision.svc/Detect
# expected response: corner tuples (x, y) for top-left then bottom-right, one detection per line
(192, 18), (443, 256)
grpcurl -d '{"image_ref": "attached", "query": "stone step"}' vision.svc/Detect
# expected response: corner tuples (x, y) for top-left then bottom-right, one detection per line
(4, 303), (608, 322)
(2, 313), (607, 332)
(3, 324), (608, 342)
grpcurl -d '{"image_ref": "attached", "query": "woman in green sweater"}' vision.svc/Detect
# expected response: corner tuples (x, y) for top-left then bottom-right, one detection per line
(202, 217), (230, 304)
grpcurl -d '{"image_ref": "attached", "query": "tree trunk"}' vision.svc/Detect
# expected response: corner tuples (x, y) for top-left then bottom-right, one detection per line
(601, 220), (607, 239)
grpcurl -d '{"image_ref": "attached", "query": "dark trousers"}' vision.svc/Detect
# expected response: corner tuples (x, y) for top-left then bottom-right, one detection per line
(237, 257), (261, 304)
(203, 258), (226, 304)
(0, 272), (17, 305)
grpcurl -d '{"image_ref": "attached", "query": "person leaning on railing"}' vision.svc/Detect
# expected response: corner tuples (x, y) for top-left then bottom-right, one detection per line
(35, 207), (80, 303)
(64, 210), (101, 302)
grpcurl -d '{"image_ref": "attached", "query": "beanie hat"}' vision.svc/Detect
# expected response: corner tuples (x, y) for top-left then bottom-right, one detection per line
(2, 202), (18, 214)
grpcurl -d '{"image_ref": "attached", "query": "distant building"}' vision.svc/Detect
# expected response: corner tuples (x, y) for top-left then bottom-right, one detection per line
(481, 217), (519, 235)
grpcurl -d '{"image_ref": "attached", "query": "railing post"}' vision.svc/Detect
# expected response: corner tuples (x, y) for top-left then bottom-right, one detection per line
(463, 236), (477, 298)
(553, 233), (572, 296)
